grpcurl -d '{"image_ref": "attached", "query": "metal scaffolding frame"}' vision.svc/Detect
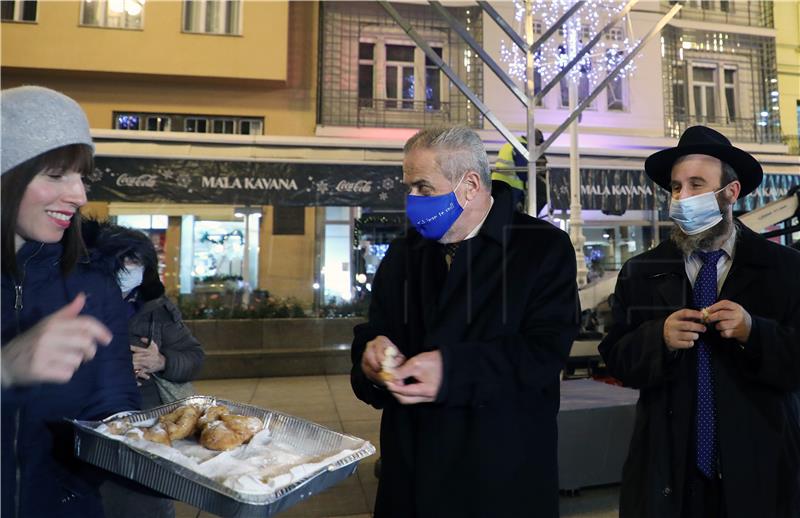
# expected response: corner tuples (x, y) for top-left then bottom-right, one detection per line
(376, 0), (682, 287)
(378, 0), (682, 202)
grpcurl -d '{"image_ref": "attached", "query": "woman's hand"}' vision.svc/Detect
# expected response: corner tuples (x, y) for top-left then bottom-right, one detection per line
(1, 294), (112, 387)
(131, 338), (166, 380)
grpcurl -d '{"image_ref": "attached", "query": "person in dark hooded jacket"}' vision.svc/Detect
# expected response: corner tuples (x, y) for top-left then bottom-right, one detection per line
(83, 219), (205, 518)
(1, 86), (141, 518)
(82, 219), (205, 409)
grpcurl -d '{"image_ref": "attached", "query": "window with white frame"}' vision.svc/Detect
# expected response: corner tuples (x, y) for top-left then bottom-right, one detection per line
(238, 119), (262, 135)
(385, 44), (415, 110)
(114, 112), (263, 134)
(81, 0), (144, 29)
(723, 67), (737, 121)
(606, 27), (624, 42)
(116, 113), (141, 130)
(604, 27), (627, 110)
(691, 65), (716, 121)
(145, 115), (171, 132)
(560, 63), (593, 109)
(358, 42), (375, 108)
(211, 118), (235, 134)
(357, 39), (444, 112)
(183, 0), (241, 35)
(1, 0), (37, 22)
(673, 77), (687, 118)
(424, 47), (443, 110)
(607, 77), (625, 111)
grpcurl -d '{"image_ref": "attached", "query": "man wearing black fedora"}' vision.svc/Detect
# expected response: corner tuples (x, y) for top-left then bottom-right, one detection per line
(599, 125), (800, 518)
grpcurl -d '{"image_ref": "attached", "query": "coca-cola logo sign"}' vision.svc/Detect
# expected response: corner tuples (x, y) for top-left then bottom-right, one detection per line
(116, 173), (158, 188)
(336, 180), (372, 193)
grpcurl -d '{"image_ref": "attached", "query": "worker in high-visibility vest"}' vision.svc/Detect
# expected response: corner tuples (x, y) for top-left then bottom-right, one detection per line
(493, 135), (527, 210)
(493, 135), (527, 190)
(493, 130), (547, 213)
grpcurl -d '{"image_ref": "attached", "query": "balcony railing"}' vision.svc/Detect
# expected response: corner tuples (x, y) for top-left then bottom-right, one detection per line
(662, 1), (773, 28)
(321, 95), (468, 129)
(667, 115), (781, 144)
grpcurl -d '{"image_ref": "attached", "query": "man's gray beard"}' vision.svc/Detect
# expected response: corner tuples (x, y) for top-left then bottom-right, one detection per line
(670, 198), (734, 255)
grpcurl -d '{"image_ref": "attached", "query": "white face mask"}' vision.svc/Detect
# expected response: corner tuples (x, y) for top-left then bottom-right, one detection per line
(669, 187), (727, 236)
(117, 265), (144, 296)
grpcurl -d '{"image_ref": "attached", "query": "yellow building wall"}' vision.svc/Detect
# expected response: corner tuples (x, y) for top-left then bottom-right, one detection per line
(774, 0), (800, 154)
(81, 201), (110, 221)
(259, 206), (316, 306)
(1, 2), (318, 137)
(1, 1), (288, 81)
(3, 2), (320, 304)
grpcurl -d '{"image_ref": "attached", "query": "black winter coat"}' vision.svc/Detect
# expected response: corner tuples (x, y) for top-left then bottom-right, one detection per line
(128, 295), (204, 408)
(599, 224), (800, 518)
(351, 183), (581, 518)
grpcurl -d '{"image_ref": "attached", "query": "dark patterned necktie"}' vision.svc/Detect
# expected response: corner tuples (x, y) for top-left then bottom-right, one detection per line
(693, 249), (726, 478)
(443, 243), (460, 270)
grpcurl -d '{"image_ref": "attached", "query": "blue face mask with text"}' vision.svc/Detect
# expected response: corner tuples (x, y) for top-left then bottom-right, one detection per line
(406, 175), (467, 241)
(669, 187), (726, 235)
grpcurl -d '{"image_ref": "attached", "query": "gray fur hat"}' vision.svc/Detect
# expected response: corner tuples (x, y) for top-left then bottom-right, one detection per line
(1, 85), (94, 176)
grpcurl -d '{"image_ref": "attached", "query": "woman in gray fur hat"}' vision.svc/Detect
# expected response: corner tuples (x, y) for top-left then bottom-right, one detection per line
(1, 86), (141, 517)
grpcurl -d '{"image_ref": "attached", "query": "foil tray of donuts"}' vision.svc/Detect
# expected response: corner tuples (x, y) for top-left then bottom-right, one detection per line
(69, 396), (376, 518)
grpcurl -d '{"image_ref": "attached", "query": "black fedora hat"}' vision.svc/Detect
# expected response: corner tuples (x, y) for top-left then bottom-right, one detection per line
(645, 125), (763, 196)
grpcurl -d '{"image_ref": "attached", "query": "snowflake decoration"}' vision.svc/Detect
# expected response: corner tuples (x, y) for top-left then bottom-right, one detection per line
(381, 178), (395, 191)
(379, 192), (388, 201)
(86, 167), (104, 183)
(175, 173), (192, 188)
(315, 181), (330, 195)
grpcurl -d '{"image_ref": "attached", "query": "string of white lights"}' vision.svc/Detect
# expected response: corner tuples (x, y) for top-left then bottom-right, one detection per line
(500, 0), (640, 87)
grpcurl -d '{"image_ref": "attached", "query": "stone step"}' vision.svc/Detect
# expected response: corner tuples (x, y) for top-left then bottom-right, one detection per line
(197, 347), (352, 379)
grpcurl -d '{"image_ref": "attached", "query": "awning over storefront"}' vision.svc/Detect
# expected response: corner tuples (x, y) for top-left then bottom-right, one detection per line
(88, 157), (405, 208)
(548, 167), (799, 214)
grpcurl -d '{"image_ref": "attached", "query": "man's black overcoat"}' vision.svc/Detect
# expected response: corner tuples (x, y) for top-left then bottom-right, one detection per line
(599, 224), (800, 518)
(351, 183), (580, 518)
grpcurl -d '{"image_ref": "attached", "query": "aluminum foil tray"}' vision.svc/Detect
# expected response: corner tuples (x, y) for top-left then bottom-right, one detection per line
(70, 396), (376, 518)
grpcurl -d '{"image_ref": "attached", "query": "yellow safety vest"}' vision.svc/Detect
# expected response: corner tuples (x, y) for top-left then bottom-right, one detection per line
(493, 138), (526, 191)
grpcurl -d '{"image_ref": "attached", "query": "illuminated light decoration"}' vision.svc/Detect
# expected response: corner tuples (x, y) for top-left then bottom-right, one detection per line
(499, 0), (640, 88)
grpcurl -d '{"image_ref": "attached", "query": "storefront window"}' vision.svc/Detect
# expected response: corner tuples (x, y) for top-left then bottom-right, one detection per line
(318, 207), (406, 310)
(583, 225), (654, 274)
(321, 207), (355, 303)
(192, 220), (245, 279)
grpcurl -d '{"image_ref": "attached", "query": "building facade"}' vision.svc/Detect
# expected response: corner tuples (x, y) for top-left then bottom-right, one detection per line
(3, 0), (798, 309)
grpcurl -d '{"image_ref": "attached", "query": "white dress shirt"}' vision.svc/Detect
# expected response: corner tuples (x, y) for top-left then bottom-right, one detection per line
(684, 226), (737, 295)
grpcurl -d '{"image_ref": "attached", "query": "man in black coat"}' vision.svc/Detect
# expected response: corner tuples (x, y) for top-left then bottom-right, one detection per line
(351, 126), (580, 518)
(599, 126), (800, 518)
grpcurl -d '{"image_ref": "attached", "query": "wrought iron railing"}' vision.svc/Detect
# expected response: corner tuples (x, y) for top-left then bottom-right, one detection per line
(320, 94), (473, 129)
(662, 0), (773, 27)
(666, 115), (782, 144)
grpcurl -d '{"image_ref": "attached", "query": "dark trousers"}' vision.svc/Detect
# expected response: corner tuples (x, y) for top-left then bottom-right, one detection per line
(682, 468), (726, 518)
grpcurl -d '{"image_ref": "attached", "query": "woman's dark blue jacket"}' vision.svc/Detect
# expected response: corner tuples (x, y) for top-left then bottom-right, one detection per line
(1, 241), (141, 517)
